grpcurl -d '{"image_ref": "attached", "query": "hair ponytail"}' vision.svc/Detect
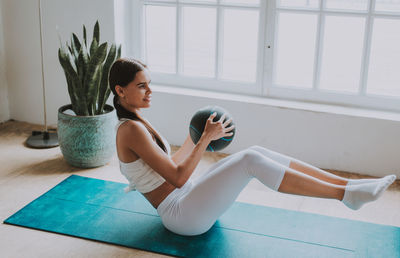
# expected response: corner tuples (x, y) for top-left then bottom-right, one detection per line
(110, 59), (167, 153)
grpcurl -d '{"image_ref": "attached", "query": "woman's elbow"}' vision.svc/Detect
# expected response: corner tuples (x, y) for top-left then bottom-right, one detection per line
(169, 178), (184, 189)
(175, 181), (184, 189)
(175, 166), (187, 188)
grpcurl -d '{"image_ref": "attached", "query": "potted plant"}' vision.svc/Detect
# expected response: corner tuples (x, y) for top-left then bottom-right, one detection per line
(57, 20), (121, 168)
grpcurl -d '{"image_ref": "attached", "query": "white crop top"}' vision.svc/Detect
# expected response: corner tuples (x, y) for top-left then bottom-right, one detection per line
(115, 118), (171, 193)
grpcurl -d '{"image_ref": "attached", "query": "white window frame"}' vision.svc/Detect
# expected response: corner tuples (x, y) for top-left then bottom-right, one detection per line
(265, 0), (400, 112)
(128, 0), (400, 112)
(130, 0), (266, 96)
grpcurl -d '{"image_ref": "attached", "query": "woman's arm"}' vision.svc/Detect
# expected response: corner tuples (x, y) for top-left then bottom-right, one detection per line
(171, 134), (195, 165)
(173, 112), (234, 186)
(121, 120), (212, 188)
(122, 113), (232, 188)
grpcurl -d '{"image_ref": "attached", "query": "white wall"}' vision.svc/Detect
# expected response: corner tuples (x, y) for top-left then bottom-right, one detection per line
(143, 86), (400, 177)
(40, 0), (115, 125)
(2, 0), (44, 124)
(2, 0), (400, 177)
(0, 0), (9, 122)
(2, 0), (114, 126)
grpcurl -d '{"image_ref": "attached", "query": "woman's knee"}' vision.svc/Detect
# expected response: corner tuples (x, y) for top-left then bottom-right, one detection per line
(249, 145), (293, 167)
(248, 145), (278, 160)
(240, 148), (265, 164)
(249, 145), (264, 152)
(249, 145), (274, 154)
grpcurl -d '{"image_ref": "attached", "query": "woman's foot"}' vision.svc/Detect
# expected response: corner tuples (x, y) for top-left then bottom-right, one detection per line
(341, 175), (396, 210)
(346, 175), (396, 186)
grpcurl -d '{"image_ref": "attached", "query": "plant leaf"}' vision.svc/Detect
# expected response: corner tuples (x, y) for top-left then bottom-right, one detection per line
(97, 44), (116, 113)
(72, 33), (81, 54)
(117, 44), (121, 59)
(84, 42), (107, 114)
(83, 25), (87, 48)
(58, 47), (88, 115)
(90, 38), (98, 58)
(80, 46), (89, 86)
(67, 43), (73, 56)
(93, 20), (100, 44)
(77, 48), (84, 87)
(89, 67), (102, 115)
(70, 36), (80, 69)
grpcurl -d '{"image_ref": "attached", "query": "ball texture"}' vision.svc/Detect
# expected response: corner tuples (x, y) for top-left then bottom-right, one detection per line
(189, 105), (235, 152)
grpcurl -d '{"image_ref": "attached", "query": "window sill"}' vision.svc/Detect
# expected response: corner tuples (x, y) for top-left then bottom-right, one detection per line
(152, 84), (400, 122)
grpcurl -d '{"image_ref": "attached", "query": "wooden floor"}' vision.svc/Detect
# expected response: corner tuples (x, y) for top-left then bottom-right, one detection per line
(1, 120), (399, 257)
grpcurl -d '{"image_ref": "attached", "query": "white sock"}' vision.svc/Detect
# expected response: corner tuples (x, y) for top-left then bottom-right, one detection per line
(341, 175), (396, 210)
(346, 175), (396, 186)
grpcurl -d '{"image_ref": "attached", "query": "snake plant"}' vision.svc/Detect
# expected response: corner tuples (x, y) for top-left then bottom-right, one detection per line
(58, 20), (121, 116)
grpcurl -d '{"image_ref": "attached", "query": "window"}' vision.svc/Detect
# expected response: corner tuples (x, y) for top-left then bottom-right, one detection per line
(134, 0), (264, 95)
(128, 0), (400, 112)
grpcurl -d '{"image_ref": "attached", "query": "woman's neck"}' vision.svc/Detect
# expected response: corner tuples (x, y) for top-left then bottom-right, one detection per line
(119, 99), (140, 116)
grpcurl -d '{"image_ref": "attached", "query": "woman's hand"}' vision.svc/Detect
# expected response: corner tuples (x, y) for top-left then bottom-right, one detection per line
(203, 112), (235, 141)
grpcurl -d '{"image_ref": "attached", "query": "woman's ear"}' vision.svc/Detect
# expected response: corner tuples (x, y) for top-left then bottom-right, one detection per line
(115, 85), (124, 98)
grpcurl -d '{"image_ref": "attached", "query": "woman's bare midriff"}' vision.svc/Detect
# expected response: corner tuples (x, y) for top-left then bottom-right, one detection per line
(118, 154), (177, 208)
(117, 145), (177, 209)
(117, 124), (177, 209)
(143, 181), (177, 209)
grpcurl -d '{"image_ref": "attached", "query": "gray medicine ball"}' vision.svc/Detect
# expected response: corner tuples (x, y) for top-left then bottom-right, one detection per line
(189, 105), (235, 152)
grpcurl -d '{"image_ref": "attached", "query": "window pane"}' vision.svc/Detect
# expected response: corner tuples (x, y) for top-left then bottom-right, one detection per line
(274, 12), (318, 88)
(221, 9), (259, 82)
(325, 0), (368, 11)
(183, 7), (216, 77)
(145, 5), (176, 73)
(277, 0), (319, 9)
(367, 18), (400, 97)
(319, 16), (365, 93)
(375, 0), (400, 13)
(180, 0), (217, 3)
(221, 0), (259, 5)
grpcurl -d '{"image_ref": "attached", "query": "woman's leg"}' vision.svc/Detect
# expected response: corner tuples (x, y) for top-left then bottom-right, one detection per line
(172, 148), (347, 236)
(245, 146), (395, 209)
(201, 145), (344, 186)
(249, 145), (349, 186)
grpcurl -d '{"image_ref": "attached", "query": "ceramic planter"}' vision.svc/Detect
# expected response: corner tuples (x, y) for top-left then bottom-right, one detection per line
(58, 104), (117, 168)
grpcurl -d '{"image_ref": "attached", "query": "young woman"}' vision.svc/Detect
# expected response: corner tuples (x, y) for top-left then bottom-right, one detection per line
(109, 58), (396, 236)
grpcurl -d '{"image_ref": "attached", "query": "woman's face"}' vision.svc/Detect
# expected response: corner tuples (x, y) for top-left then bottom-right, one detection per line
(116, 69), (152, 113)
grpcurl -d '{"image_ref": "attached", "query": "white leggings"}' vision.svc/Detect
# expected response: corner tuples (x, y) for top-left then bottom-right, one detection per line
(156, 145), (294, 236)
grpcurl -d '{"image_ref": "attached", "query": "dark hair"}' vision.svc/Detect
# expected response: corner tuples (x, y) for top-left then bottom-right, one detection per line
(109, 58), (167, 153)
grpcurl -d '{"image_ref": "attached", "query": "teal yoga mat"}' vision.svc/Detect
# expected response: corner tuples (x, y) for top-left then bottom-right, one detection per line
(4, 175), (400, 257)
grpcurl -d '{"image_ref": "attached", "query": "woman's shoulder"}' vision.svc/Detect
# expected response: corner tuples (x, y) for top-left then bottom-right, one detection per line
(118, 119), (146, 134)
(117, 118), (158, 143)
